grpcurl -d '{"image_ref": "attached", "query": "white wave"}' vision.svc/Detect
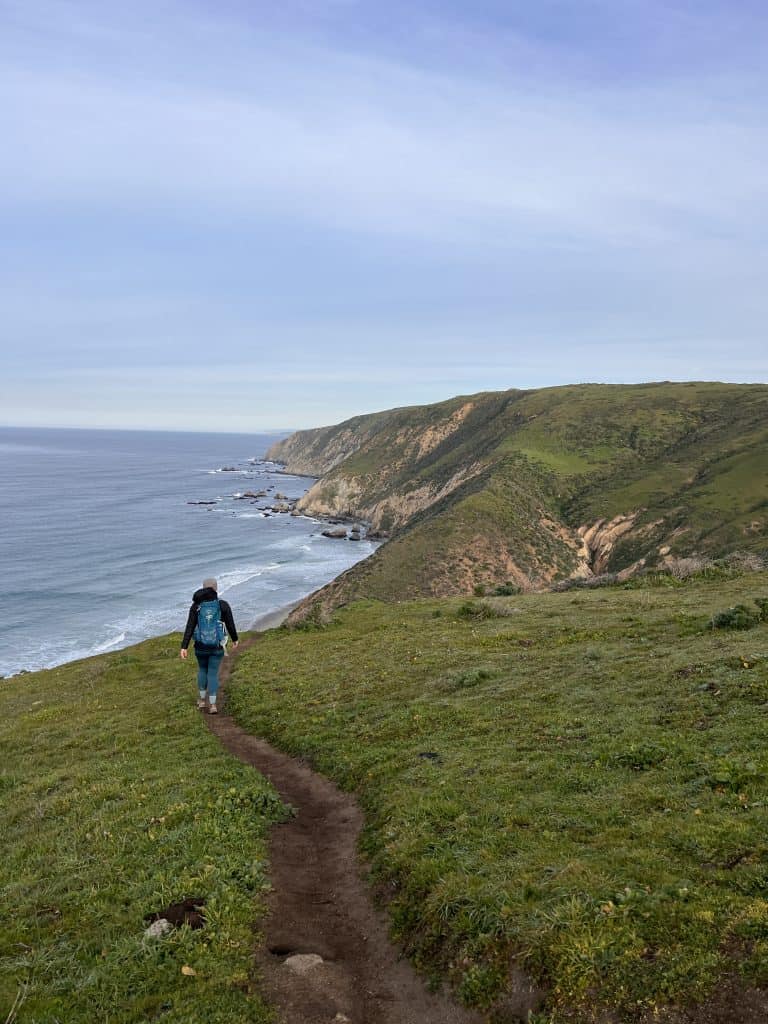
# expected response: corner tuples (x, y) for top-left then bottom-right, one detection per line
(89, 631), (128, 655)
(216, 563), (282, 590)
(269, 535), (315, 552)
(6, 629), (131, 676)
(2, 519), (380, 677)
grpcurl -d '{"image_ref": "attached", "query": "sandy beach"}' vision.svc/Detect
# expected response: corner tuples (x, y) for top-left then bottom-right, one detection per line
(249, 601), (299, 633)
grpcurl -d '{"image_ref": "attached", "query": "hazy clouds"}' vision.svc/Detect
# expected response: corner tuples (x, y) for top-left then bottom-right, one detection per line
(2, 0), (767, 430)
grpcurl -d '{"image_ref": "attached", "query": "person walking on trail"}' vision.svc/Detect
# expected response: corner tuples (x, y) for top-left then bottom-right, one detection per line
(180, 578), (238, 715)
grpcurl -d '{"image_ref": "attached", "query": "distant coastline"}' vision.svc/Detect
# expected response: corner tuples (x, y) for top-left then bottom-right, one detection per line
(1, 427), (378, 677)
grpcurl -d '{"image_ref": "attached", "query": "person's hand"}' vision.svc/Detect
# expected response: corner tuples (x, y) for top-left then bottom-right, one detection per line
(180, 648), (188, 660)
(233, 641), (239, 650)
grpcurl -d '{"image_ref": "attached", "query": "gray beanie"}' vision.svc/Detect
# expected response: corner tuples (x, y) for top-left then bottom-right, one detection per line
(203, 577), (218, 591)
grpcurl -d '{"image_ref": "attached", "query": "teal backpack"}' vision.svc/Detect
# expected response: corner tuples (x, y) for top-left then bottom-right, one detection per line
(194, 599), (226, 647)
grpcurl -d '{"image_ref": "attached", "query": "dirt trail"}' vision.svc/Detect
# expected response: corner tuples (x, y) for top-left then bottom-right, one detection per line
(208, 639), (488, 1024)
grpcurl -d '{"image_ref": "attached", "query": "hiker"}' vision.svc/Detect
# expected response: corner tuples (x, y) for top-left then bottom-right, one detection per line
(180, 578), (238, 714)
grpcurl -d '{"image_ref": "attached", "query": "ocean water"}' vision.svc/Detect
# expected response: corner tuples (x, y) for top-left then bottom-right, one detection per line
(0, 427), (377, 677)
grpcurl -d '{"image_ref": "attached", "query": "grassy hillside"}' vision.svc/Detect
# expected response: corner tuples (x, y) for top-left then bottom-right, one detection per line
(229, 570), (768, 1021)
(5, 568), (768, 1022)
(0, 636), (285, 1024)
(266, 383), (768, 609)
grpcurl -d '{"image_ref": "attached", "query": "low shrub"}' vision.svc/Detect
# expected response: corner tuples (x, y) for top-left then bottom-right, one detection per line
(457, 599), (492, 620)
(612, 743), (668, 771)
(706, 757), (763, 792)
(552, 573), (621, 592)
(458, 599), (519, 620)
(710, 604), (761, 631)
(444, 667), (494, 691)
(290, 601), (334, 631)
(493, 581), (520, 596)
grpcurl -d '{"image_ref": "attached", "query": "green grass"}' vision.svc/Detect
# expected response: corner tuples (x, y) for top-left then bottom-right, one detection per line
(229, 573), (768, 1021)
(0, 635), (286, 1024)
(6, 569), (768, 1021)
(503, 443), (593, 477)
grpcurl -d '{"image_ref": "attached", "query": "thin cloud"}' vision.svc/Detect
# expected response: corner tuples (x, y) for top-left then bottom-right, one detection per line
(1, 0), (766, 429)
(2, 6), (765, 249)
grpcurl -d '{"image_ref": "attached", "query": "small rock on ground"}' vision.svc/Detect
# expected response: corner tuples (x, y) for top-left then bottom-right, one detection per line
(144, 918), (173, 939)
(283, 953), (324, 975)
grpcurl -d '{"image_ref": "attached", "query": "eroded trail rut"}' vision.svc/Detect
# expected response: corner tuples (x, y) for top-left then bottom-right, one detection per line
(208, 645), (486, 1024)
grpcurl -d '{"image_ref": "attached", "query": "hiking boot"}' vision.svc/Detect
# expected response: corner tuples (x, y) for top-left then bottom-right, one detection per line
(196, 698), (207, 710)
(208, 704), (219, 715)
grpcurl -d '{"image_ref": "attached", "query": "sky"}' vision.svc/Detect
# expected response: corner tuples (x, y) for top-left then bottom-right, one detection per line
(1, 0), (767, 432)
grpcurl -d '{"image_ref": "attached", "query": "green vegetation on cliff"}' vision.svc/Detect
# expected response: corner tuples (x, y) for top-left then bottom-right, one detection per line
(266, 382), (768, 610)
(0, 637), (284, 1024)
(230, 571), (768, 1021)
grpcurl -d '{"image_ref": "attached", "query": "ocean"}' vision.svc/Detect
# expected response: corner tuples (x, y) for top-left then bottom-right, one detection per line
(0, 427), (377, 678)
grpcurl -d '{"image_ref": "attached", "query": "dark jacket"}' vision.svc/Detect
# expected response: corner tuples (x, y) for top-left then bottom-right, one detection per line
(181, 587), (239, 650)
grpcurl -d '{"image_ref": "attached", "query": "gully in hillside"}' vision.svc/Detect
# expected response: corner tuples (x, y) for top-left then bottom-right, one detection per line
(180, 578), (239, 715)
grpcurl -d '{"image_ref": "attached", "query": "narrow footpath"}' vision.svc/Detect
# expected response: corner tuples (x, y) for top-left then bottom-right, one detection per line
(207, 638), (488, 1024)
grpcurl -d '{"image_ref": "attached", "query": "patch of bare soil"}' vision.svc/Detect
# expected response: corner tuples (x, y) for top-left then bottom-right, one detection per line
(644, 976), (768, 1024)
(207, 641), (489, 1024)
(144, 897), (206, 930)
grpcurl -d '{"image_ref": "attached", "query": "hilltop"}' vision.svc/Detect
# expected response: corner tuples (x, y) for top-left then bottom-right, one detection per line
(266, 383), (768, 615)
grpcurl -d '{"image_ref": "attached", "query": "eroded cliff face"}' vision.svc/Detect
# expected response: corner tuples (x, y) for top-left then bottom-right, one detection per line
(265, 427), (367, 477)
(296, 462), (484, 532)
(285, 508), (595, 625)
(578, 513), (641, 574)
(273, 400), (487, 531)
(389, 401), (477, 464)
(264, 382), (768, 613)
(296, 475), (366, 520)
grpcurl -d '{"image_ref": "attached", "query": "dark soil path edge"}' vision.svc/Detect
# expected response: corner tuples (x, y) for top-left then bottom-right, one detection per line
(206, 636), (494, 1024)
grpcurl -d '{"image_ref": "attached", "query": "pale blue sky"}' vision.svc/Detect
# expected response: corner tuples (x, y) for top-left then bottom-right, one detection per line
(2, 0), (766, 431)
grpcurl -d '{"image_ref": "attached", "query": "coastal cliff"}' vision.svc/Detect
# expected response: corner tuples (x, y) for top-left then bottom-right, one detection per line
(266, 382), (768, 612)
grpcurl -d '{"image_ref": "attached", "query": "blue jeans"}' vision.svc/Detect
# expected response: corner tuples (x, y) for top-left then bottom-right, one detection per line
(194, 647), (224, 698)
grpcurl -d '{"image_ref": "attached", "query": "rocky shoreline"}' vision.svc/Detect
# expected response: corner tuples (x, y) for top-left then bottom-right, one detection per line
(187, 459), (381, 544)
(270, 464), (391, 541)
